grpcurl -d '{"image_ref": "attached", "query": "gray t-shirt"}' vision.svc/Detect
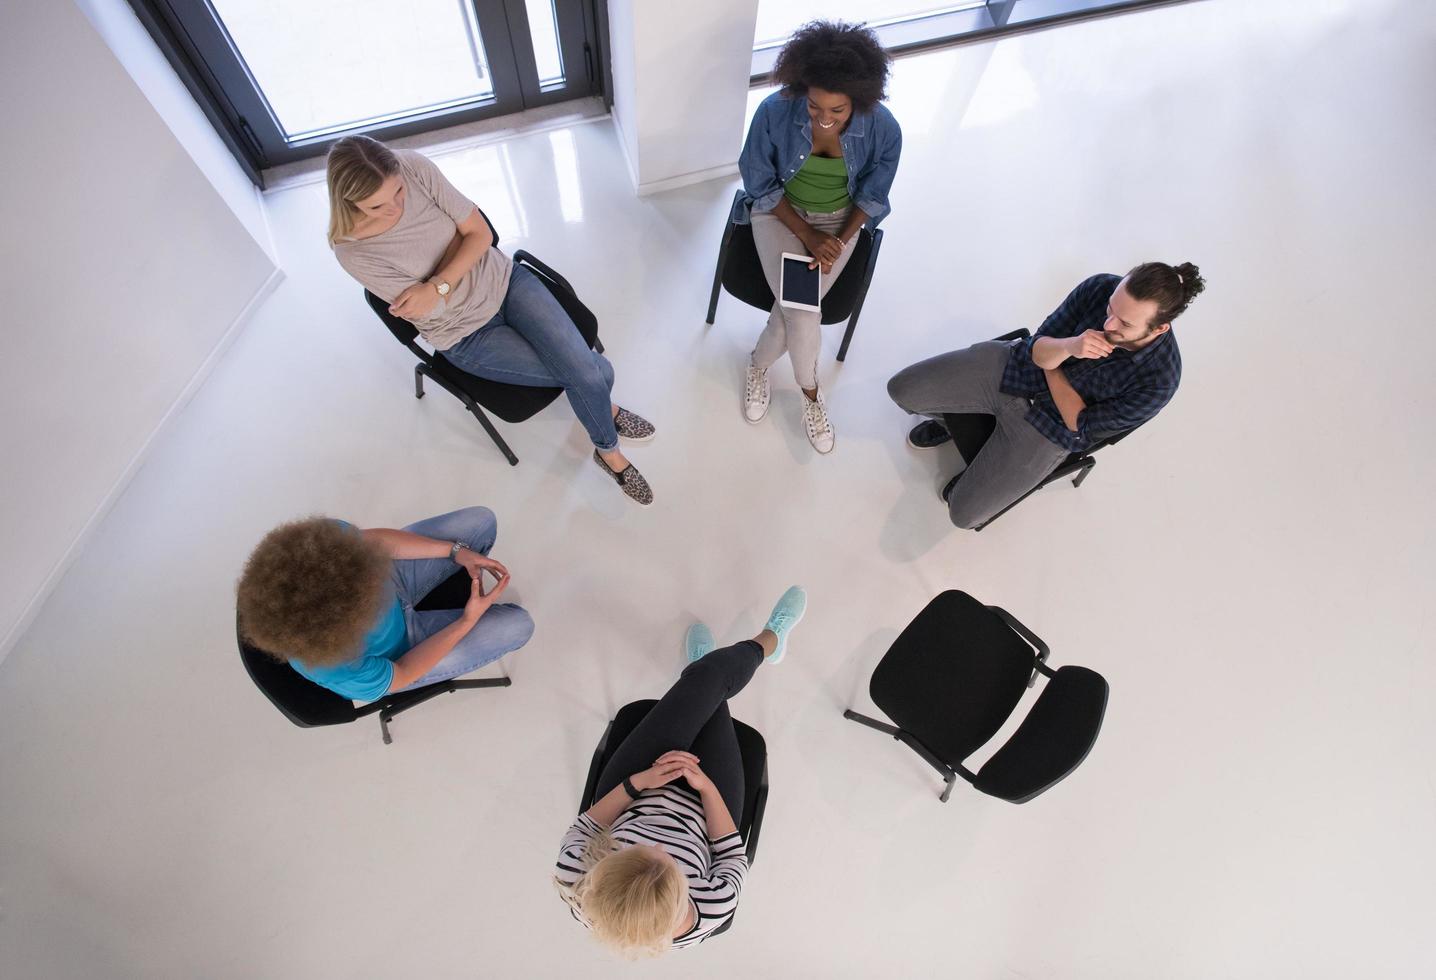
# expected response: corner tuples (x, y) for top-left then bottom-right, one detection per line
(333, 149), (512, 351)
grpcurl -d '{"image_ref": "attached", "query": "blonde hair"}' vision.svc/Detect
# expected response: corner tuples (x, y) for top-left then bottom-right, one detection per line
(326, 135), (400, 245)
(556, 835), (688, 958)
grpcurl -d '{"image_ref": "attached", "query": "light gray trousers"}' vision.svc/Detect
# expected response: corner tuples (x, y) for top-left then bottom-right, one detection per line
(750, 205), (857, 389)
(887, 341), (1069, 529)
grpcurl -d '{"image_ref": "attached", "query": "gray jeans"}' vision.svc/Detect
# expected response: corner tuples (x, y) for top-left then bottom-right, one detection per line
(887, 341), (1069, 529)
(750, 205), (858, 389)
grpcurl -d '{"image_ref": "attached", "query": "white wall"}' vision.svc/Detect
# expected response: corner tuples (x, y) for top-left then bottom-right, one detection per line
(607, 0), (760, 195)
(73, 0), (277, 264)
(0, 0), (279, 661)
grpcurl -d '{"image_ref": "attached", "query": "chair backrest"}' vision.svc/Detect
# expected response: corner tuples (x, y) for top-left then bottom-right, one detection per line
(511, 250), (599, 348)
(871, 591), (1036, 766)
(721, 189), (876, 324)
(973, 665), (1108, 803)
(237, 618), (359, 729)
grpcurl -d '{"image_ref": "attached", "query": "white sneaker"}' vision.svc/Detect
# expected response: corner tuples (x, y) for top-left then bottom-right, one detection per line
(802, 391), (835, 454)
(743, 360), (770, 423)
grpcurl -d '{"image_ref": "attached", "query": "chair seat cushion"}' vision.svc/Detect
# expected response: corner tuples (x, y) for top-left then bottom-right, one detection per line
(974, 665), (1108, 803)
(870, 591), (1036, 766)
(429, 353), (564, 423)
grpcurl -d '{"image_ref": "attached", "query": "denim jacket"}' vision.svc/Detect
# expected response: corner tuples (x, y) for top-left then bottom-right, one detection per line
(732, 90), (902, 228)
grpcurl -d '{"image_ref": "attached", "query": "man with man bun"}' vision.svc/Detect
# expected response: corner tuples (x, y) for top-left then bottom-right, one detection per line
(888, 262), (1205, 528)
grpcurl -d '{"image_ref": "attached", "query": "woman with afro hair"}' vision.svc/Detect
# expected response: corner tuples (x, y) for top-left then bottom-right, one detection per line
(733, 20), (901, 454)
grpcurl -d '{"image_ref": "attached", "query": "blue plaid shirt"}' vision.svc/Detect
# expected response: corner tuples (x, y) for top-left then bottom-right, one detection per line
(1002, 274), (1182, 453)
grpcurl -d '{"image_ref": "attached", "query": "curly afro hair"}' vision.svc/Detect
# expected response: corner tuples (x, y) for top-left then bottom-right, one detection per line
(237, 517), (392, 667)
(772, 20), (892, 113)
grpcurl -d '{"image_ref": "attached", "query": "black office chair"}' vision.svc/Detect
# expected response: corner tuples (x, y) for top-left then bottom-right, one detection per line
(579, 699), (768, 938)
(238, 569), (511, 745)
(705, 188), (884, 362)
(844, 590), (1108, 803)
(362, 209), (603, 466)
(942, 328), (1141, 531)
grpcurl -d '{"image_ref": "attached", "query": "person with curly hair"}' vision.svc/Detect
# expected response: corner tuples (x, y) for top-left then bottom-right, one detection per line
(327, 136), (655, 505)
(734, 20), (901, 453)
(554, 587), (808, 956)
(889, 263), (1206, 528)
(237, 506), (532, 701)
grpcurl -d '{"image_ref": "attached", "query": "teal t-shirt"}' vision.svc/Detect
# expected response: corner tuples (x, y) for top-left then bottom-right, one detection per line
(290, 521), (411, 702)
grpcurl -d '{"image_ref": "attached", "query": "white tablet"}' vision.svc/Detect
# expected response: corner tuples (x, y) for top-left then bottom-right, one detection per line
(780, 252), (821, 312)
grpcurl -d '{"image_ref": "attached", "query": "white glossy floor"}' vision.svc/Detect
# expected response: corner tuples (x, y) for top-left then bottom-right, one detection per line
(3, 1), (1434, 976)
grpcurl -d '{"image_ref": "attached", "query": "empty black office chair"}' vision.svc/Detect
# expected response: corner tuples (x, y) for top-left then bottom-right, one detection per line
(579, 699), (768, 937)
(844, 590), (1108, 803)
(941, 328), (1141, 531)
(362, 209), (603, 466)
(705, 188), (884, 362)
(238, 569), (511, 744)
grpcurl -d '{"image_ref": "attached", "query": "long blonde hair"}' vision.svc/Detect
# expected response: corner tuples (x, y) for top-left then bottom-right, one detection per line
(555, 833), (688, 958)
(325, 135), (400, 245)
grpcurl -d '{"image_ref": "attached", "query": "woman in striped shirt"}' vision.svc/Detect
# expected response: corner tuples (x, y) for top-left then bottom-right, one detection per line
(554, 586), (808, 956)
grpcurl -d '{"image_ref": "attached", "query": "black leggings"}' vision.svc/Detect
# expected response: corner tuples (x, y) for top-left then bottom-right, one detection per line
(594, 641), (763, 826)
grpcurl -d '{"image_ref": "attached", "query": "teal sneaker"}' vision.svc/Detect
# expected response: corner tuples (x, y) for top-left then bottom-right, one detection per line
(685, 623), (716, 663)
(763, 586), (807, 664)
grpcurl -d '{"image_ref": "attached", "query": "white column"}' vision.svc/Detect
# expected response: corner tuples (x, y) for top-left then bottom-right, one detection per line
(607, 0), (761, 196)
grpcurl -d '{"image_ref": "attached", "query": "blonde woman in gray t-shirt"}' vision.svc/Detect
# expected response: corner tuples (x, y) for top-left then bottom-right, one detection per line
(327, 136), (655, 505)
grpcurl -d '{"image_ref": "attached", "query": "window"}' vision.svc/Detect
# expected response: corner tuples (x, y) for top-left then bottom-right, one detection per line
(130, 0), (604, 174)
(752, 0), (1195, 79)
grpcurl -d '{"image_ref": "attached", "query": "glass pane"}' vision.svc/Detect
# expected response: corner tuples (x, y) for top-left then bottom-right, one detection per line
(754, 1), (982, 48)
(524, 0), (565, 87)
(209, 0), (496, 141)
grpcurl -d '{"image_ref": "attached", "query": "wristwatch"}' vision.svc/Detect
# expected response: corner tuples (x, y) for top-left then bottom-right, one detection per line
(433, 279), (451, 297)
(449, 541), (467, 560)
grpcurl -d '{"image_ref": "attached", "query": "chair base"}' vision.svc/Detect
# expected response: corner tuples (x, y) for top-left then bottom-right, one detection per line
(415, 363), (520, 467)
(363, 676), (513, 745)
(843, 708), (971, 803)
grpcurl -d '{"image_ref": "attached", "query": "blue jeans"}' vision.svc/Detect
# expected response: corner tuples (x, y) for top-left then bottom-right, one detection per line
(443, 264), (619, 451)
(390, 507), (534, 691)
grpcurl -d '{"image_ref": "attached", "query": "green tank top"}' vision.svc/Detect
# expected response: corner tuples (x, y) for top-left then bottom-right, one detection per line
(783, 154), (851, 214)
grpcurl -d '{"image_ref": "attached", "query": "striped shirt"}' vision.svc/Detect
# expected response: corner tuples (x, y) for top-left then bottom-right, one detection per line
(555, 785), (748, 949)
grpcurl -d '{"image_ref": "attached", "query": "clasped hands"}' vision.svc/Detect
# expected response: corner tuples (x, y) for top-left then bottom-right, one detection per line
(800, 227), (845, 275)
(629, 750), (715, 794)
(454, 548), (510, 625)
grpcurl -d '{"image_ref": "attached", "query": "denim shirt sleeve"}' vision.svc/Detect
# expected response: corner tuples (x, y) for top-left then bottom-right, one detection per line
(850, 105), (902, 225)
(737, 96), (787, 219)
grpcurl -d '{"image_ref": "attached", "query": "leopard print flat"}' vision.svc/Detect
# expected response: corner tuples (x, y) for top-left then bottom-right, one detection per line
(613, 407), (656, 442)
(593, 450), (654, 505)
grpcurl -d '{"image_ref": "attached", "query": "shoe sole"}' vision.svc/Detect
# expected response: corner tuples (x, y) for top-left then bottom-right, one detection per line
(618, 431), (656, 443)
(907, 434), (950, 450)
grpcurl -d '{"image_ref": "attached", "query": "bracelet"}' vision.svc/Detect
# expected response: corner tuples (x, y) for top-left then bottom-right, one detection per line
(622, 776), (641, 799)
(449, 541), (467, 561)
